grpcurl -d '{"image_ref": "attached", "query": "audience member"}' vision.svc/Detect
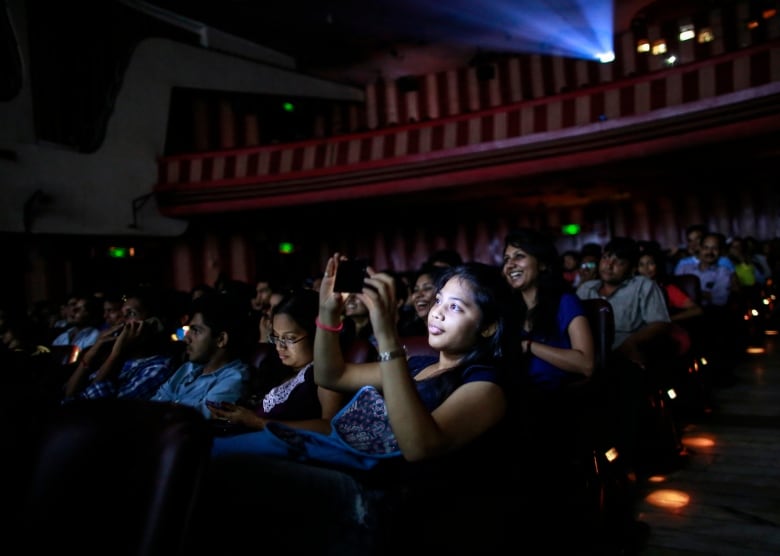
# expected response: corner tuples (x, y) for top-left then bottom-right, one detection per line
(341, 291), (377, 348)
(50, 293), (102, 353)
(744, 236), (771, 285)
(675, 232), (739, 308)
(501, 228), (597, 549)
(397, 264), (444, 337)
(257, 284), (289, 344)
(150, 292), (251, 418)
(576, 236), (673, 471)
(638, 248), (704, 325)
(98, 290), (125, 331)
(194, 255), (521, 554)
(503, 229), (595, 392)
(728, 236), (765, 289)
(51, 294), (76, 331)
(673, 225), (734, 274)
(675, 232), (743, 379)
(207, 288), (345, 434)
(561, 249), (581, 289)
(61, 286), (179, 402)
(637, 247), (703, 359)
(575, 242), (602, 287)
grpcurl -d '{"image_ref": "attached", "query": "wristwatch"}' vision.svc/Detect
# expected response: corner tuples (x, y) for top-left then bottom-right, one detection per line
(377, 346), (408, 362)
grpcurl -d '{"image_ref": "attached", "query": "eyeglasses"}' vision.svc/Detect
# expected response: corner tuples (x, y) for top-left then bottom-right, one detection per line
(268, 334), (307, 348)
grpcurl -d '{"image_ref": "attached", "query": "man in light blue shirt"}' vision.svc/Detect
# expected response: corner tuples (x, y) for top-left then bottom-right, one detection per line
(50, 294), (102, 352)
(152, 292), (251, 418)
(674, 232), (738, 307)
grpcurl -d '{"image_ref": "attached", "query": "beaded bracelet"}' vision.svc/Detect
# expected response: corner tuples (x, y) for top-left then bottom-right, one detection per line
(315, 316), (344, 333)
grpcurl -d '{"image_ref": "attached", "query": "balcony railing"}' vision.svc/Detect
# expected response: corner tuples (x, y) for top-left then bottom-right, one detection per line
(155, 41), (780, 216)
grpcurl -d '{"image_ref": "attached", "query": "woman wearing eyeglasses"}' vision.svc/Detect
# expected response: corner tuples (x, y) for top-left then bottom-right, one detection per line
(206, 288), (344, 434)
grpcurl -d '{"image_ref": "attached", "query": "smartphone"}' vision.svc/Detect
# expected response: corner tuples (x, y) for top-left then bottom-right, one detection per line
(333, 259), (369, 293)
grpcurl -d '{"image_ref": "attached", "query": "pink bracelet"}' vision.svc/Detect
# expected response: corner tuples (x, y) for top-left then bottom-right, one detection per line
(315, 316), (344, 333)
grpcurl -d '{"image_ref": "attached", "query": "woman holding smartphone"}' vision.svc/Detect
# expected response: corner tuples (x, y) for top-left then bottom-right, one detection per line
(206, 288), (344, 435)
(192, 254), (522, 555)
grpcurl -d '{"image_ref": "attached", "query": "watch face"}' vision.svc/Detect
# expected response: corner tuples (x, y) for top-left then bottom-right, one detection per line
(378, 347), (407, 361)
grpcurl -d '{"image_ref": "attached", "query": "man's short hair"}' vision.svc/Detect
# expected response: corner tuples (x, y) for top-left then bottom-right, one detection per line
(603, 237), (640, 268)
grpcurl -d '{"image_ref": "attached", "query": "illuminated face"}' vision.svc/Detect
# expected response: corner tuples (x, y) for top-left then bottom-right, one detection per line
(270, 313), (312, 370)
(184, 312), (220, 364)
(426, 276), (482, 354)
(344, 293), (368, 317)
(412, 273), (437, 320)
(502, 245), (540, 292)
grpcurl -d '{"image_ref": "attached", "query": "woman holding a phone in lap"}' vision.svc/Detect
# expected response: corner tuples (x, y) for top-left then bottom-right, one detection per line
(205, 287), (345, 435)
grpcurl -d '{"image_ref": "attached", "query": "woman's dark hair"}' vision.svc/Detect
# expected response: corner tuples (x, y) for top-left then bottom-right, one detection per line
(414, 263), (446, 286)
(503, 228), (569, 339)
(271, 288), (319, 339)
(426, 249), (464, 268)
(434, 262), (521, 368)
(603, 236), (640, 268)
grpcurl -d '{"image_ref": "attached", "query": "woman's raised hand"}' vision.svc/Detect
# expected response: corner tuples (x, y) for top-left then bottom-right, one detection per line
(319, 253), (346, 318)
(361, 268), (398, 338)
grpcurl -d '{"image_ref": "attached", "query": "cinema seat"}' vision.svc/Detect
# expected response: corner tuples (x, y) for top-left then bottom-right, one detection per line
(16, 398), (212, 556)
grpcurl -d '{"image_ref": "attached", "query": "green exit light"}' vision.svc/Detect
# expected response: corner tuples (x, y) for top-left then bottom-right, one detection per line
(278, 242), (295, 254)
(108, 246), (129, 258)
(282, 102), (295, 112)
(561, 224), (581, 236)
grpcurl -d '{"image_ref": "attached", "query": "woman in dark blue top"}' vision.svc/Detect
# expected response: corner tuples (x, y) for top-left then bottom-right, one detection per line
(502, 228), (595, 392)
(313, 255), (518, 463)
(210, 258), (519, 466)
(195, 257), (521, 556)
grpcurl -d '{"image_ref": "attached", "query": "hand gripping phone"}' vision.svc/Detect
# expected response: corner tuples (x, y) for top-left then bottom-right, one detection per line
(333, 259), (369, 293)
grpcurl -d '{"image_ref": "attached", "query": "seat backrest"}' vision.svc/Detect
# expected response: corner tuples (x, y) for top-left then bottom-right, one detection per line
(249, 341), (277, 369)
(17, 399), (212, 556)
(580, 298), (615, 373)
(673, 273), (702, 304)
